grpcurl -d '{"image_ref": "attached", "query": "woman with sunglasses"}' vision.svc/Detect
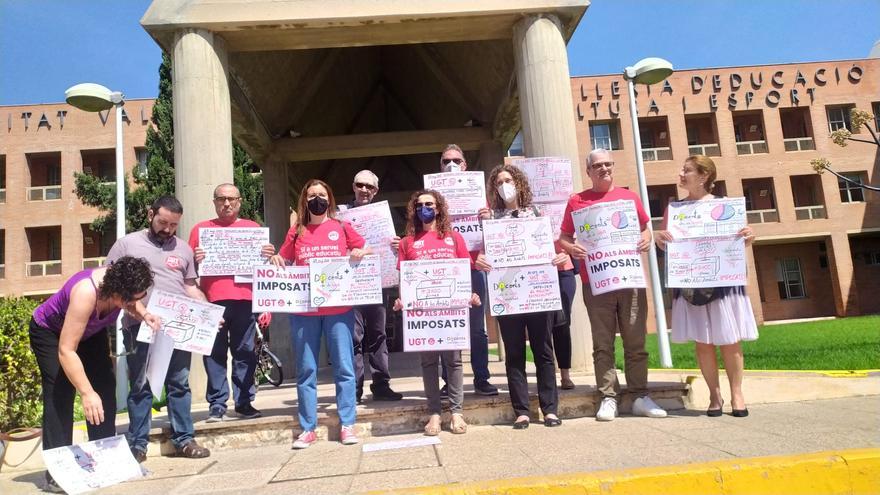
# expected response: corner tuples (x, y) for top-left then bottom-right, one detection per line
(393, 189), (478, 435)
(477, 164), (568, 429)
(29, 256), (157, 491)
(270, 179), (371, 449)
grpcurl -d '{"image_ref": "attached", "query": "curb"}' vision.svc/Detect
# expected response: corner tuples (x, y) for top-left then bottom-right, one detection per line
(649, 368), (880, 378)
(368, 448), (880, 495)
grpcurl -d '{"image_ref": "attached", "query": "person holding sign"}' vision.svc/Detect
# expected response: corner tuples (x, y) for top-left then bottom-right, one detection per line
(189, 183), (276, 423)
(269, 179), (371, 449)
(559, 149), (668, 422)
(478, 164), (567, 429)
(29, 257), (158, 492)
(393, 189), (479, 435)
(654, 155), (758, 417)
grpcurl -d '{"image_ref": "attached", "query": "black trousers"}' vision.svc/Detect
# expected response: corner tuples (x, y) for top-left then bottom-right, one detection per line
(498, 312), (558, 417)
(29, 319), (116, 450)
(353, 300), (391, 392)
(552, 269), (577, 369)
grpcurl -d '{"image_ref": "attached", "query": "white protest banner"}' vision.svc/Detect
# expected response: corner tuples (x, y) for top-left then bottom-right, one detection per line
(535, 202), (568, 241)
(666, 235), (747, 288)
(482, 216), (555, 268)
(487, 264), (562, 316)
(309, 255), (382, 307)
(511, 157), (573, 203)
(584, 246), (646, 295)
(337, 200), (400, 288)
(667, 197), (747, 239)
(144, 331), (175, 398)
(42, 435), (143, 495)
(136, 290), (224, 355)
(451, 214), (483, 251)
(198, 227), (270, 276)
(251, 265), (316, 313)
(403, 308), (470, 352)
(400, 258), (472, 310)
(423, 171), (486, 215)
(570, 199), (641, 251)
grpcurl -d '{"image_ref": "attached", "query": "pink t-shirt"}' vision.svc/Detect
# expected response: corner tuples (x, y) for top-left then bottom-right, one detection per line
(278, 219), (365, 316)
(560, 187), (649, 285)
(189, 218), (262, 303)
(397, 230), (471, 266)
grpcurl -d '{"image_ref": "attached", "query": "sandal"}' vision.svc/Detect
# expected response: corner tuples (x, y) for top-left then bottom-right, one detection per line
(450, 413), (468, 434)
(424, 414), (441, 436)
(176, 440), (211, 458)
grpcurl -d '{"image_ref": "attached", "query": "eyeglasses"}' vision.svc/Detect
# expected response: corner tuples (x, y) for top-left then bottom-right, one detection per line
(441, 158), (464, 165)
(214, 196), (241, 203)
(415, 202), (436, 208)
(590, 162), (614, 170)
(354, 182), (377, 191)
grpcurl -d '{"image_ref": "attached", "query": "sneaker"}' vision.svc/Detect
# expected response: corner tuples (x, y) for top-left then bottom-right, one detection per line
(206, 411), (225, 423)
(596, 397), (618, 421)
(340, 425), (360, 445)
(474, 381), (499, 396)
(43, 472), (65, 493)
(292, 430), (318, 449)
(370, 383), (403, 401)
(632, 396), (668, 418)
(439, 384), (449, 398)
(234, 404), (262, 419)
(130, 447), (147, 464)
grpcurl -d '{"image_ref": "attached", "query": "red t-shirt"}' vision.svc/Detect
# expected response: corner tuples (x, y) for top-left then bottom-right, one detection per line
(278, 219), (366, 316)
(560, 187), (649, 285)
(189, 218), (262, 302)
(397, 230), (472, 266)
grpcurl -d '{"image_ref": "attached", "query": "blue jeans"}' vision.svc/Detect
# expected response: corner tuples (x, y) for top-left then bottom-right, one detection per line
(289, 311), (357, 431)
(124, 325), (195, 452)
(443, 269), (491, 384)
(204, 300), (257, 414)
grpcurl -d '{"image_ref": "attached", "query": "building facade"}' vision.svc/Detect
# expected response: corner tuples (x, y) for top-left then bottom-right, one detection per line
(0, 99), (154, 297)
(570, 59), (880, 324)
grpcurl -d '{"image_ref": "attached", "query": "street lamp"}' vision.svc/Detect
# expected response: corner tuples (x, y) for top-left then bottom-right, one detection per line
(623, 57), (674, 368)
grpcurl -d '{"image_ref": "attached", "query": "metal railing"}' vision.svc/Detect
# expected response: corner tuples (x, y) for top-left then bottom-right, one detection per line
(26, 260), (62, 277)
(641, 147), (673, 161)
(783, 137), (816, 152)
(735, 140), (769, 155)
(0, 188), (5, 203)
(794, 205), (827, 220)
(27, 185), (62, 201)
(746, 208), (779, 223)
(82, 257), (107, 269)
(687, 143), (721, 156)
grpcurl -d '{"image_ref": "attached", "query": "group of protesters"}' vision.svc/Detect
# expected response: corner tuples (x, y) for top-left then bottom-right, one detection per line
(30, 142), (758, 489)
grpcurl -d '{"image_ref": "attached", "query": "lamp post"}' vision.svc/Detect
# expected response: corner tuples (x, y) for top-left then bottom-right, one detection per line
(65, 83), (128, 406)
(623, 57), (674, 368)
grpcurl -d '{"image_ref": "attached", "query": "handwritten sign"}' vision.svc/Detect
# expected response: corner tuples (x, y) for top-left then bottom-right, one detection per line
(667, 197), (747, 239)
(337, 201), (400, 288)
(252, 265), (316, 313)
(403, 308), (470, 352)
(666, 236), (747, 288)
(400, 258), (472, 310)
(423, 171), (486, 215)
(482, 217), (555, 268)
(136, 290), (224, 355)
(535, 202), (568, 241)
(511, 157), (573, 203)
(487, 264), (562, 316)
(308, 255), (383, 307)
(572, 200), (646, 295)
(197, 227), (269, 276)
(451, 214), (483, 251)
(584, 246), (646, 295)
(42, 435), (143, 495)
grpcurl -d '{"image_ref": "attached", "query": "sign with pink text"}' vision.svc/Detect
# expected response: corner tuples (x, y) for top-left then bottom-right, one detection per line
(423, 171), (486, 215)
(42, 435), (143, 495)
(198, 227), (270, 276)
(308, 255), (383, 307)
(336, 200), (400, 288)
(666, 197), (747, 239)
(535, 202), (568, 241)
(400, 258), (472, 310)
(251, 265), (316, 313)
(511, 157), (573, 203)
(403, 308), (470, 352)
(482, 217), (555, 268)
(451, 214), (483, 251)
(572, 200), (646, 295)
(487, 264), (562, 316)
(666, 235), (747, 288)
(136, 289), (224, 355)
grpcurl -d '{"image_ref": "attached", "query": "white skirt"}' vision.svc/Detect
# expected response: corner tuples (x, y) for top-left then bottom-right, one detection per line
(671, 287), (759, 346)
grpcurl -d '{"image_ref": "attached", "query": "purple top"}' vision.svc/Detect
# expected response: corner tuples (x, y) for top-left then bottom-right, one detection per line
(33, 270), (121, 339)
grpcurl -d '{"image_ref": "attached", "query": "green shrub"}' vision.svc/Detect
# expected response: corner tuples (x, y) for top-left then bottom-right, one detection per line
(0, 297), (41, 431)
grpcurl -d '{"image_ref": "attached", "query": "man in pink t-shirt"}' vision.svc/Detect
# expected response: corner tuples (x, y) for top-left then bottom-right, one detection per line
(189, 183), (275, 422)
(559, 149), (667, 422)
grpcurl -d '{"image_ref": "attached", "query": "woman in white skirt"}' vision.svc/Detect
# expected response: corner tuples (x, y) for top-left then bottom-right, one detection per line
(655, 155), (758, 417)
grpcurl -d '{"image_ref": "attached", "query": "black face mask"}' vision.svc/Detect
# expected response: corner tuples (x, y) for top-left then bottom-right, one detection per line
(307, 196), (329, 215)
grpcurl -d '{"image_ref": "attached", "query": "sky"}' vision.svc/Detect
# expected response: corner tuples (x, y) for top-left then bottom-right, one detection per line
(1, 0), (879, 105)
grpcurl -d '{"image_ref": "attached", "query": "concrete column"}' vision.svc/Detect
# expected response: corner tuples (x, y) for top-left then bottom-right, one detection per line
(477, 140), (505, 171)
(826, 232), (860, 316)
(261, 157), (294, 370)
(513, 14), (593, 374)
(171, 28), (233, 402)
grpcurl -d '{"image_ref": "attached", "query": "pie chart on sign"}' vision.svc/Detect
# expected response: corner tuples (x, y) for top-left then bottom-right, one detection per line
(611, 211), (629, 229)
(711, 204), (735, 221)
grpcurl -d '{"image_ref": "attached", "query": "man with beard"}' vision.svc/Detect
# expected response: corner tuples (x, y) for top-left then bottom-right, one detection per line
(106, 196), (212, 462)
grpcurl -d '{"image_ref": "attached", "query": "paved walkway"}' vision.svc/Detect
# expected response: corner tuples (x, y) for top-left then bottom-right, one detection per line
(3, 395), (878, 494)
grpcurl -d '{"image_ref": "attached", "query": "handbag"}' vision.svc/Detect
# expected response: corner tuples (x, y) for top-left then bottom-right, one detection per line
(679, 287), (724, 306)
(0, 427), (42, 472)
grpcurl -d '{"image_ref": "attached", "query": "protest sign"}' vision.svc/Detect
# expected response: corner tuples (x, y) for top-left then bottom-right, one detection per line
(337, 200), (400, 288)
(423, 171), (486, 215)
(451, 214), (483, 251)
(136, 290), (224, 355)
(482, 217), (555, 268)
(487, 264), (562, 316)
(251, 265), (316, 313)
(400, 258), (472, 310)
(42, 435), (143, 495)
(534, 202), (568, 241)
(511, 157), (573, 203)
(309, 255), (383, 307)
(666, 235), (747, 288)
(571, 200), (646, 295)
(584, 246), (646, 295)
(402, 308), (470, 352)
(667, 197), (747, 239)
(198, 227), (270, 276)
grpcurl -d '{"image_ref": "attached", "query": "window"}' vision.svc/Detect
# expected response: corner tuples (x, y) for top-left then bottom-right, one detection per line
(827, 105), (854, 132)
(838, 172), (866, 203)
(865, 251), (880, 266)
(589, 121), (622, 150)
(776, 257), (806, 300)
(873, 102), (880, 133)
(135, 147), (149, 176)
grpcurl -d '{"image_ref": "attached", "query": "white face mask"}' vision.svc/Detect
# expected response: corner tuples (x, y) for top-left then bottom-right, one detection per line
(443, 163), (462, 173)
(498, 182), (517, 203)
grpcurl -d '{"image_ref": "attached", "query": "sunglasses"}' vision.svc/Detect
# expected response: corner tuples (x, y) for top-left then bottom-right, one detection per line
(441, 158), (464, 165)
(355, 182), (377, 191)
(415, 202), (436, 208)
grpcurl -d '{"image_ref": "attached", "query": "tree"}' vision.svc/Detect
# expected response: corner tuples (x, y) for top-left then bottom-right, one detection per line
(810, 108), (880, 193)
(74, 53), (264, 234)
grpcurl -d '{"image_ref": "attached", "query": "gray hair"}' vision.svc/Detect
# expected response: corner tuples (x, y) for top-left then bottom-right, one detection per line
(587, 148), (611, 167)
